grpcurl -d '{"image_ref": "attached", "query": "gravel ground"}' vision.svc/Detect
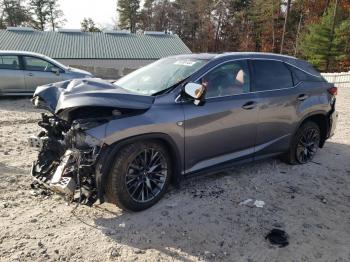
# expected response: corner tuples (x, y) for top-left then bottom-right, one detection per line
(0, 89), (349, 262)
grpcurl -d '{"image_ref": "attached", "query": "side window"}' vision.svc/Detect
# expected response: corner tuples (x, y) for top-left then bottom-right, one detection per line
(252, 60), (293, 91)
(0, 56), (20, 70)
(24, 56), (56, 72)
(287, 64), (325, 84)
(200, 60), (250, 98)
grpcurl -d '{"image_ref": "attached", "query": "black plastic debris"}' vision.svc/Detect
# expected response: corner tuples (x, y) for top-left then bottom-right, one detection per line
(265, 229), (289, 248)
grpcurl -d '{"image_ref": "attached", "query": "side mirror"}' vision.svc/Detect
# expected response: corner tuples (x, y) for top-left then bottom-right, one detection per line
(184, 82), (205, 106)
(51, 67), (60, 76)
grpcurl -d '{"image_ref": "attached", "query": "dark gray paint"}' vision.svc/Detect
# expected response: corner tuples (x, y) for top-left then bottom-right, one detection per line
(34, 78), (154, 113)
(34, 52), (336, 176)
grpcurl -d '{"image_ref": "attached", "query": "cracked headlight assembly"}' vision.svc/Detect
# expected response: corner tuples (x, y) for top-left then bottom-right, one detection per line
(72, 131), (102, 148)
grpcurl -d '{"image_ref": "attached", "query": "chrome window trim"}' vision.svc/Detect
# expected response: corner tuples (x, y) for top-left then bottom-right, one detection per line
(251, 57), (323, 79)
(175, 57), (311, 103)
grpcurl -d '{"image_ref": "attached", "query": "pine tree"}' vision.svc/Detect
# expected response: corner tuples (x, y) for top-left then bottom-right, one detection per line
(139, 0), (155, 30)
(117, 0), (140, 33)
(333, 20), (350, 70)
(299, 3), (344, 71)
(47, 0), (65, 30)
(0, 0), (30, 27)
(29, 0), (50, 31)
(81, 17), (101, 32)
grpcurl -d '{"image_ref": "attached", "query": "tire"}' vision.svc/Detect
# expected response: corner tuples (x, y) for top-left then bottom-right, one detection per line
(105, 141), (172, 211)
(283, 121), (321, 165)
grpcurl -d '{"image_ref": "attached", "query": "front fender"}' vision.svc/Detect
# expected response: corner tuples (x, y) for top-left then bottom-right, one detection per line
(95, 133), (183, 203)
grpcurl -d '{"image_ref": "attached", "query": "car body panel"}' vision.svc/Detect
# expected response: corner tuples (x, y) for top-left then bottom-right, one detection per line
(34, 78), (154, 113)
(24, 70), (62, 92)
(87, 93), (186, 173)
(29, 52), (337, 207)
(0, 68), (26, 93)
(182, 93), (258, 173)
(33, 52), (335, 177)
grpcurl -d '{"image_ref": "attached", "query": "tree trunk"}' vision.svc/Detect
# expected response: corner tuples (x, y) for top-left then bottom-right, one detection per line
(271, 0), (275, 52)
(280, 0), (292, 54)
(294, 0), (304, 56)
(214, 13), (222, 52)
(326, 0), (339, 72)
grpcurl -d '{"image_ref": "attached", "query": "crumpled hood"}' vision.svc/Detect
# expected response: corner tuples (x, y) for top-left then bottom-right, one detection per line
(33, 78), (155, 114)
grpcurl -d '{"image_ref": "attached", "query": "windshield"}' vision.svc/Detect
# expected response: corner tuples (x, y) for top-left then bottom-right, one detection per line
(113, 57), (209, 95)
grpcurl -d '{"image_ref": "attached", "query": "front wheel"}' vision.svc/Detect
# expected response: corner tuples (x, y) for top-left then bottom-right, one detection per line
(105, 141), (172, 211)
(283, 121), (321, 164)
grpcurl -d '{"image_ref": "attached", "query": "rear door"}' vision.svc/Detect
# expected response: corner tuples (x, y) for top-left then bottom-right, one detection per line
(251, 59), (300, 159)
(22, 56), (63, 92)
(183, 59), (258, 173)
(0, 55), (26, 93)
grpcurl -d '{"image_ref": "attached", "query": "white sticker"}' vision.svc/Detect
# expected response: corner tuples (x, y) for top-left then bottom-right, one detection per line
(174, 60), (197, 66)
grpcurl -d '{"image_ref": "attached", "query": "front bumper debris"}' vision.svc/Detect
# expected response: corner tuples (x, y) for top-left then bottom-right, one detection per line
(29, 113), (102, 206)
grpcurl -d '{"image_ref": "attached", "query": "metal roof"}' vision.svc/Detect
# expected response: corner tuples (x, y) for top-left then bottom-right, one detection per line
(0, 29), (191, 60)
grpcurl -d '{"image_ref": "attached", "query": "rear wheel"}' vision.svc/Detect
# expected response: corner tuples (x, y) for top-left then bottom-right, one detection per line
(105, 141), (172, 211)
(283, 121), (321, 164)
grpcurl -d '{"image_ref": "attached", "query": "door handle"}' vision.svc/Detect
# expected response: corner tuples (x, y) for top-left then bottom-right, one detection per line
(242, 101), (257, 110)
(28, 73), (33, 76)
(297, 94), (308, 101)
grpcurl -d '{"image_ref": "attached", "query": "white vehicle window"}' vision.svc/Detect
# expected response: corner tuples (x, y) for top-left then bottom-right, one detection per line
(0, 55), (20, 70)
(24, 56), (57, 72)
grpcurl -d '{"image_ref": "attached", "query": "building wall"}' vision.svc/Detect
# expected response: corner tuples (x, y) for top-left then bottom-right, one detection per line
(56, 59), (157, 79)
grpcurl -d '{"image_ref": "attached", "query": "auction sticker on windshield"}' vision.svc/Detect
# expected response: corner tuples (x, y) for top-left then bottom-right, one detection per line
(174, 60), (198, 66)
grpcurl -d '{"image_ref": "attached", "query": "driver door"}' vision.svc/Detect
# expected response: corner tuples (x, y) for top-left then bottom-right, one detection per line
(22, 56), (62, 92)
(182, 60), (259, 173)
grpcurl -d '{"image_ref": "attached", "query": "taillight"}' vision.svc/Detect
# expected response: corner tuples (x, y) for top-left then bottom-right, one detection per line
(328, 87), (338, 96)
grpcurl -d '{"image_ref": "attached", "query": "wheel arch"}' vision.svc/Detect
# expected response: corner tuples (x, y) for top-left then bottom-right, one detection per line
(95, 133), (183, 203)
(296, 112), (329, 148)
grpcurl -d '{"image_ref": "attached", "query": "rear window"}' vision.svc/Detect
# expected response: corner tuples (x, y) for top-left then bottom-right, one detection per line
(252, 60), (294, 91)
(0, 56), (20, 70)
(287, 64), (325, 84)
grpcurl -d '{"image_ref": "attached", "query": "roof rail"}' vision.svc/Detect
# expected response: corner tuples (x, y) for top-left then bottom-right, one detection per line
(144, 31), (166, 35)
(57, 28), (82, 33)
(7, 27), (35, 32)
(103, 30), (131, 35)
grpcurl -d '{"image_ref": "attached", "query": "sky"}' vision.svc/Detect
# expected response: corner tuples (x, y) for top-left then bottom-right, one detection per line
(59, 0), (117, 30)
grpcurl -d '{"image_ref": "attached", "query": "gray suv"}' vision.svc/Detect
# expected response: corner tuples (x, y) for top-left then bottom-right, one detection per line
(0, 51), (92, 95)
(29, 52), (338, 211)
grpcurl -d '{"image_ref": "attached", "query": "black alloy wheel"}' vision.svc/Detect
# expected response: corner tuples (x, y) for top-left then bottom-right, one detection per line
(295, 126), (320, 164)
(125, 148), (168, 203)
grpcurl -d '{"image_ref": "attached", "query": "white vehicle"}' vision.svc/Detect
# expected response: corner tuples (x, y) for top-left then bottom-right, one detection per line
(0, 51), (93, 95)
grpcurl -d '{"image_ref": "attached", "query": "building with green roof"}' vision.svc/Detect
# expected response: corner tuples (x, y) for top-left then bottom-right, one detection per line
(0, 27), (191, 78)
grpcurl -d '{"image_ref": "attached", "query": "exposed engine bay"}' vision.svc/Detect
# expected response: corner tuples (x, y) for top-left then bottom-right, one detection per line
(28, 78), (154, 206)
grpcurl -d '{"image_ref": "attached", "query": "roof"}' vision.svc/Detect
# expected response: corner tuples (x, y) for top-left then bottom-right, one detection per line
(0, 29), (191, 60)
(170, 52), (321, 76)
(170, 52), (298, 61)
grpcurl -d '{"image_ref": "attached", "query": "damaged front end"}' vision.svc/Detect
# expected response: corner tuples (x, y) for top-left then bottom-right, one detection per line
(28, 78), (154, 206)
(29, 113), (104, 205)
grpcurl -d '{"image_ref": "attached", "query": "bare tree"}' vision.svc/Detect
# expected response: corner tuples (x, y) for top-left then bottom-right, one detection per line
(280, 0), (292, 54)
